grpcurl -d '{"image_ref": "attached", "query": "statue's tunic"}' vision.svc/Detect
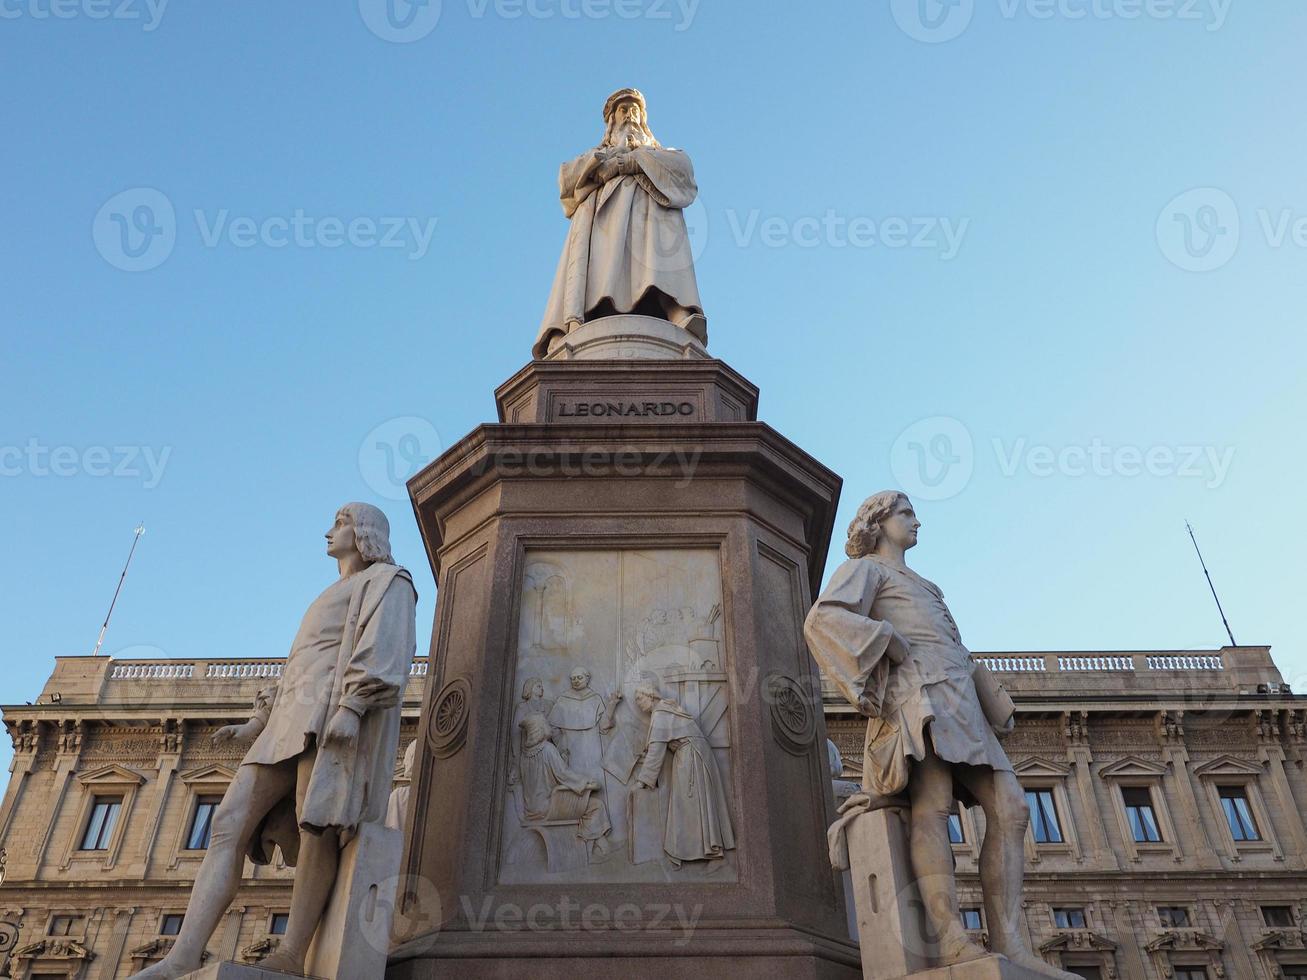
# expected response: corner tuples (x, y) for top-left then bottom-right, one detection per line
(547, 690), (606, 783)
(803, 556), (1012, 804)
(245, 562), (417, 841)
(635, 699), (734, 864)
(535, 145), (705, 358)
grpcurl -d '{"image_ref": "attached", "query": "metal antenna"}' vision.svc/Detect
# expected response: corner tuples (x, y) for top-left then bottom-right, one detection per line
(91, 523), (146, 657)
(1185, 520), (1237, 647)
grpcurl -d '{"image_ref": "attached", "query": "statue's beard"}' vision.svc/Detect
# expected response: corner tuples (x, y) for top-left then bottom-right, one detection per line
(609, 121), (652, 150)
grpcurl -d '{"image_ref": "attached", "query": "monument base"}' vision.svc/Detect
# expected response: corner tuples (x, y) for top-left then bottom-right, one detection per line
(179, 964), (322, 980)
(388, 926), (861, 979)
(899, 956), (1059, 980)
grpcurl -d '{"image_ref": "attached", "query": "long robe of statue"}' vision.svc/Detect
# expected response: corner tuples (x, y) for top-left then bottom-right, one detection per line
(534, 88), (705, 358)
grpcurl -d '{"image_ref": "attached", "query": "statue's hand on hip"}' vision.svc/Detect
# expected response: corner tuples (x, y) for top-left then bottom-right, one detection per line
(324, 707), (361, 748)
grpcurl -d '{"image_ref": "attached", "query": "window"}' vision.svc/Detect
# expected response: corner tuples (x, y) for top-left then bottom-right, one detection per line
(1121, 786), (1163, 843)
(80, 796), (122, 851)
(161, 914), (184, 936)
(1158, 906), (1191, 928)
(1069, 969), (1102, 980)
(186, 796), (222, 850)
(1026, 789), (1064, 844)
(960, 907), (982, 930)
(947, 807), (965, 844)
(270, 913), (290, 935)
(1263, 905), (1294, 927)
(1218, 785), (1260, 841)
(1174, 970), (1207, 980)
(1053, 907), (1087, 929)
(1280, 969), (1307, 980)
(48, 915), (84, 936)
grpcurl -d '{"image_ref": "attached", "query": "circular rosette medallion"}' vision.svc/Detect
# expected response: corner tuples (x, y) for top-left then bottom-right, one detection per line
(428, 676), (472, 759)
(766, 673), (817, 755)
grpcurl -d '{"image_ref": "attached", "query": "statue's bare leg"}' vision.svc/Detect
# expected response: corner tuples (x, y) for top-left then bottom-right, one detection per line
(258, 750), (341, 974)
(954, 766), (1080, 980)
(907, 740), (987, 965)
(130, 760), (297, 980)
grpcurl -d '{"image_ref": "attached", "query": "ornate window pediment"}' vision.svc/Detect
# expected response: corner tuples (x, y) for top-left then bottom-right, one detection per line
(14, 937), (94, 960)
(1039, 930), (1118, 953)
(1192, 755), (1263, 778)
(1145, 929), (1224, 952)
(1098, 756), (1169, 778)
(76, 763), (146, 786)
(1251, 929), (1307, 951)
(179, 763), (236, 783)
(1014, 757), (1072, 779)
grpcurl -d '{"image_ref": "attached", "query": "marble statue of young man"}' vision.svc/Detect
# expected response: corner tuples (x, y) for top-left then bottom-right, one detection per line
(132, 503), (417, 979)
(534, 87), (706, 358)
(803, 491), (1077, 978)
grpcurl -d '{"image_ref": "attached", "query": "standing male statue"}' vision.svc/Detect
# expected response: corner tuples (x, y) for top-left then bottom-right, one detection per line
(804, 491), (1077, 978)
(133, 503), (417, 979)
(534, 87), (706, 358)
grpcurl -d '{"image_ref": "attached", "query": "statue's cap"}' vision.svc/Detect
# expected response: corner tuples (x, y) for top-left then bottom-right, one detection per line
(603, 87), (647, 122)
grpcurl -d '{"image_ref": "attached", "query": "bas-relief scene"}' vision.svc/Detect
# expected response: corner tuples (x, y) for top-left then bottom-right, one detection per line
(500, 548), (738, 884)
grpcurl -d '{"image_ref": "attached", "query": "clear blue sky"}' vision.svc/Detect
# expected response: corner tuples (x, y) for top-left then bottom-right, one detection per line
(4, 1), (1305, 775)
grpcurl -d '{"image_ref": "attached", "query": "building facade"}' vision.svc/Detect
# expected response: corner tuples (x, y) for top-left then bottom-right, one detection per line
(0, 646), (1304, 978)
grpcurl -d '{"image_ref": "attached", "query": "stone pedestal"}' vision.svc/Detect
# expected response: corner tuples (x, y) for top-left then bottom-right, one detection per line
(902, 956), (1058, 980)
(390, 354), (858, 977)
(304, 821), (403, 980)
(847, 807), (936, 976)
(180, 963), (322, 980)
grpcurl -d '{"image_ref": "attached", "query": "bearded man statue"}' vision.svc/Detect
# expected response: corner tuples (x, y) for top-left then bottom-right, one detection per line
(534, 88), (707, 358)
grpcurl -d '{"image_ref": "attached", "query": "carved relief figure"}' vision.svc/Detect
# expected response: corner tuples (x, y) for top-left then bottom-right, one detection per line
(632, 680), (735, 866)
(131, 503), (417, 980)
(547, 668), (620, 781)
(502, 549), (735, 884)
(508, 677), (556, 786)
(804, 492), (1076, 978)
(518, 714), (614, 859)
(535, 88), (706, 357)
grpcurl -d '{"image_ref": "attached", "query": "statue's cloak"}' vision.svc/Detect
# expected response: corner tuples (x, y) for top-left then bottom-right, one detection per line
(244, 562), (417, 864)
(534, 144), (705, 358)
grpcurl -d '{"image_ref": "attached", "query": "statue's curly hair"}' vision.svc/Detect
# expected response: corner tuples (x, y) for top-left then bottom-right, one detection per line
(337, 502), (395, 565)
(845, 490), (911, 559)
